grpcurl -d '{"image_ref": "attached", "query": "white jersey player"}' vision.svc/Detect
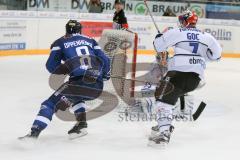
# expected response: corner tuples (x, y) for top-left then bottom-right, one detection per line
(135, 51), (195, 119)
(148, 10), (222, 147)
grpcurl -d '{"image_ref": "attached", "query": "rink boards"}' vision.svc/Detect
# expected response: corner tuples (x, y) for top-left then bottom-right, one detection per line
(1, 11), (240, 58)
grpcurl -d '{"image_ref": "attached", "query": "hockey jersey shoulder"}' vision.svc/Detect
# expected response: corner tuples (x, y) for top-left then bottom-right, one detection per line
(202, 32), (222, 60)
(50, 36), (65, 49)
(75, 34), (98, 48)
(159, 28), (180, 41)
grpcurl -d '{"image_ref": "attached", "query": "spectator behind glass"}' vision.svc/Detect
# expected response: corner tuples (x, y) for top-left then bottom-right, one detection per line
(88, 0), (103, 13)
(162, 7), (176, 17)
(113, 0), (129, 29)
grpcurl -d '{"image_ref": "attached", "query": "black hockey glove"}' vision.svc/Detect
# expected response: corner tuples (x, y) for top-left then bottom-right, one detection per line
(155, 33), (163, 39)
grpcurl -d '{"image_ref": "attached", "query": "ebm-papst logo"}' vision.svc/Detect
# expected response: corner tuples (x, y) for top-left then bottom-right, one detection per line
(189, 57), (205, 68)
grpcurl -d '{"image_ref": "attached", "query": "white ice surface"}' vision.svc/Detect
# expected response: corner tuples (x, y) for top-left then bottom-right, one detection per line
(0, 55), (240, 160)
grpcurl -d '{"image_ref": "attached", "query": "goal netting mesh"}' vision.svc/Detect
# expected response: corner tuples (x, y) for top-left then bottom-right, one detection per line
(85, 29), (138, 113)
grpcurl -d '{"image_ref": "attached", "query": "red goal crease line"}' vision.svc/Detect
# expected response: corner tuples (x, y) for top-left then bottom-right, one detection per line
(0, 49), (240, 58)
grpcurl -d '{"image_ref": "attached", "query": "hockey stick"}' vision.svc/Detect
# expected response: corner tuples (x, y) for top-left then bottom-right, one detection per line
(192, 101), (206, 121)
(192, 84), (207, 120)
(179, 96), (207, 121)
(144, 0), (160, 33)
(111, 75), (159, 85)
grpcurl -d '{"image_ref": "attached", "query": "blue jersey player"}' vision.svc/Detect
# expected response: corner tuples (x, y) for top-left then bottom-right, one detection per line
(20, 20), (110, 140)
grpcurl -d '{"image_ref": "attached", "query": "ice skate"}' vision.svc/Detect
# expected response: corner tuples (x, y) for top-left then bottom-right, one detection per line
(148, 130), (172, 148)
(149, 125), (174, 141)
(68, 121), (88, 140)
(18, 128), (41, 141)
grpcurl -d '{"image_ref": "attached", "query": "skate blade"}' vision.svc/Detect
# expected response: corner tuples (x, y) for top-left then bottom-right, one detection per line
(18, 136), (37, 141)
(68, 129), (88, 140)
(147, 140), (168, 149)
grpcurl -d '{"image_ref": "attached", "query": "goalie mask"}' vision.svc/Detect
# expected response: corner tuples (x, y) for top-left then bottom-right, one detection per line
(66, 20), (82, 34)
(178, 10), (198, 28)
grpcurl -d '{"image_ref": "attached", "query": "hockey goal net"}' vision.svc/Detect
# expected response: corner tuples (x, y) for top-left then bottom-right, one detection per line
(98, 29), (138, 108)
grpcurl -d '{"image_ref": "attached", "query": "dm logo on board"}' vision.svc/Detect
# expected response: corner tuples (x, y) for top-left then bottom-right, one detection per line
(134, 3), (147, 15)
(190, 5), (204, 18)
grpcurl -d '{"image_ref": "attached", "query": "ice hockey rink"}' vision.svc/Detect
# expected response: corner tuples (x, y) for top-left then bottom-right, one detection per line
(0, 54), (239, 160)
